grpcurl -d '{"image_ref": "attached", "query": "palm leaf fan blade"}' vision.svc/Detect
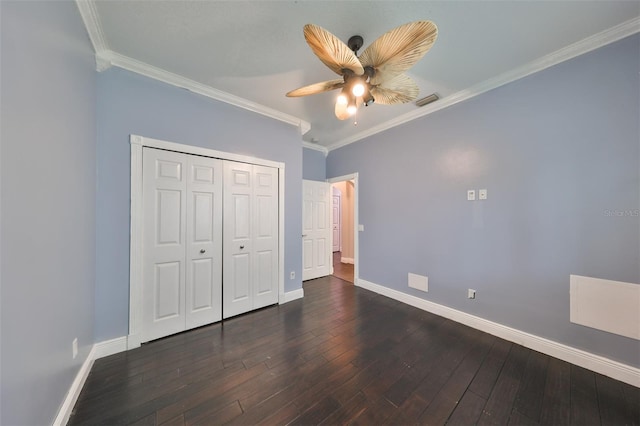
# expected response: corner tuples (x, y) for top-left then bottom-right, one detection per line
(286, 79), (345, 97)
(370, 74), (419, 105)
(303, 24), (364, 76)
(359, 21), (437, 85)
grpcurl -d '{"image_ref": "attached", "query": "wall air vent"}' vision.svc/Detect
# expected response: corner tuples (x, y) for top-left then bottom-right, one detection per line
(415, 93), (439, 107)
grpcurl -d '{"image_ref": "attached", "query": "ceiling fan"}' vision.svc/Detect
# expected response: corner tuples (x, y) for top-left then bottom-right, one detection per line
(286, 21), (438, 120)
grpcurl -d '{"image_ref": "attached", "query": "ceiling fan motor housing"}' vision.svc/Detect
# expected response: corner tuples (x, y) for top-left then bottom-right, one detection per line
(348, 35), (364, 53)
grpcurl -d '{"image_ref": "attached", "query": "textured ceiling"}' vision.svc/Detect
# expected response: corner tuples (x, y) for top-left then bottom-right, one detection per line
(88, 1), (639, 149)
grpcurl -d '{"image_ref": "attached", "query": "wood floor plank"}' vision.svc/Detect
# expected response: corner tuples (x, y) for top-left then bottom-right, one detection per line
(447, 390), (487, 426)
(621, 382), (640, 426)
(570, 364), (601, 426)
(540, 357), (571, 426)
(468, 339), (512, 399)
(67, 276), (638, 426)
(477, 344), (530, 426)
(319, 391), (368, 425)
(595, 373), (634, 426)
(289, 395), (341, 426)
(185, 400), (243, 426)
(513, 350), (549, 421)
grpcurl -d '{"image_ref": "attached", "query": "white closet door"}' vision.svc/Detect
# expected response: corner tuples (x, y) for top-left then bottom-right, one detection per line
(223, 161), (279, 318)
(185, 155), (223, 328)
(223, 161), (254, 318)
(252, 165), (279, 309)
(142, 148), (188, 342)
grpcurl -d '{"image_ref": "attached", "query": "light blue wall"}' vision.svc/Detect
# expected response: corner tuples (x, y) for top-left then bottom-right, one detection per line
(0, 1), (97, 424)
(327, 34), (640, 367)
(303, 147), (326, 181)
(95, 68), (303, 341)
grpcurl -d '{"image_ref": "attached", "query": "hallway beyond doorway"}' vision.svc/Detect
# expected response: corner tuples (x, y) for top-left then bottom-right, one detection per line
(332, 251), (354, 283)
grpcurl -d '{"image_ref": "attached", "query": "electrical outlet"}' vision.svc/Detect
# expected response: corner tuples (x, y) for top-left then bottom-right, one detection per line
(290, 271), (295, 280)
(72, 338), (78, 359)
(479, 189), (487, 200)
(468, 289), (476, 299)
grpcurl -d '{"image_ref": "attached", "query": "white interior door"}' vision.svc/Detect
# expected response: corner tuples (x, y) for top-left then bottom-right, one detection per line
(302, 180), (331, 281)
(142, 148), (188, 342)
(332, 189), (341, 252)
(185, 155), (223, 329)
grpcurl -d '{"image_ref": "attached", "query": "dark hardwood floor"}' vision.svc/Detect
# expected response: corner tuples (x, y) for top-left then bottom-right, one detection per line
(69, 276), (639, 425)
(332, 251), (354, 283)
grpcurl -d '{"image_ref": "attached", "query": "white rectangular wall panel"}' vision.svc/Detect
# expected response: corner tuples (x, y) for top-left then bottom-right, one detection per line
(570, 275), (640, 340)
(408, 273), (429, 292)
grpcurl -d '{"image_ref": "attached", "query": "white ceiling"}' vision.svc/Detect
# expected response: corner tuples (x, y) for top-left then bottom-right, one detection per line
(82, 1), (639, 150)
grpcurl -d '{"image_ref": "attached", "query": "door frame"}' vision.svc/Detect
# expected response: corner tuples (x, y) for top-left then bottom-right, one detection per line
(128, 134), (285, 349)
(327, 173), (359, 285)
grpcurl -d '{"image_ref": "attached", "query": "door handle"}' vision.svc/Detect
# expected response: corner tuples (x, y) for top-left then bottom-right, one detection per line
(200, 249), (206, 254)
(240, 245), (245, 249)
(302, 234), (308, 237)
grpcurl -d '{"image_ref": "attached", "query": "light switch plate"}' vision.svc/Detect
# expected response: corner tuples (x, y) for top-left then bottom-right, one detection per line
(467, 190), (476, 201)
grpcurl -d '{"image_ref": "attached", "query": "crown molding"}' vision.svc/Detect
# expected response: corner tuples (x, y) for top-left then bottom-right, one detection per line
(326, 16), (640, 152)
(302, 142), (329, 156)
(75, 0), (108, 53)
(75, 0), (310, 136)
(98, 51), (311, 135)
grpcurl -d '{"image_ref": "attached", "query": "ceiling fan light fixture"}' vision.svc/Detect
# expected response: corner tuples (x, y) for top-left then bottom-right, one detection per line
(287, 21), (438, 120)
(352, 82), (365, 97)
(347, 101), (357, 115)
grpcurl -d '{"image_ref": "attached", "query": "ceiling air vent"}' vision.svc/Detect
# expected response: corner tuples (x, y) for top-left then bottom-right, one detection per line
(415, 93), (439, 107)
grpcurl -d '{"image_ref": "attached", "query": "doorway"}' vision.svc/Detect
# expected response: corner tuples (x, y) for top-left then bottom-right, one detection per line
(329, 174), (358, 284)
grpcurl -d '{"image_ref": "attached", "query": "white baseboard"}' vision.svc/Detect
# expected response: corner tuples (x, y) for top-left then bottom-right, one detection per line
(356, 278), (640, 387)
(281, 288), (304, 303)
(94, 336), (129, 359)
(53, 337), (129, 425)
(341, 257), (354, 264)
(53, 347), (96, 426)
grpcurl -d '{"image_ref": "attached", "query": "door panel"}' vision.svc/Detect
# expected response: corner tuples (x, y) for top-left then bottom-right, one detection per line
(302, 180), (332, 281)
(256, 251), (273, 295)
(190, 258), (213, 310)
(143, 148), (187, 342)
(233, 195), (250, 238)
(223, 161), (253, 318)
(192, 193), (212, 242)
(185, 155), (222, 329)
(232, 253), (250, 301)
(154, 262), (181, 319)
(252, 165), (278, 309)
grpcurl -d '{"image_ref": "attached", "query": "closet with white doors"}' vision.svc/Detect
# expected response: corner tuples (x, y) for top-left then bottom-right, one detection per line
(139, 146), (278, 343)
